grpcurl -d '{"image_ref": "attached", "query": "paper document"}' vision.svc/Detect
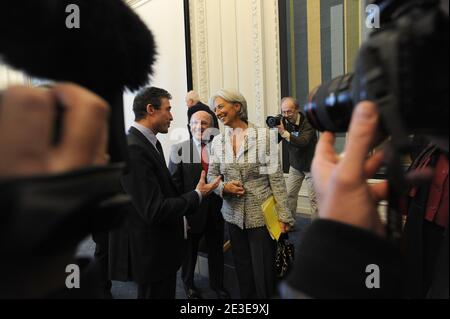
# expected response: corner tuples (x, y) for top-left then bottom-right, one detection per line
(261, 195), (281, 241)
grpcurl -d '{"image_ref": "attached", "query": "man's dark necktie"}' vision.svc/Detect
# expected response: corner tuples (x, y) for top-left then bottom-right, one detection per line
(155, 140), (166, 163)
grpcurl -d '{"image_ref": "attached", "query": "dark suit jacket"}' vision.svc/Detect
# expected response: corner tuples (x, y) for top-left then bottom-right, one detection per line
(109, 127), (199, 284)
(168, 139), (223, 235)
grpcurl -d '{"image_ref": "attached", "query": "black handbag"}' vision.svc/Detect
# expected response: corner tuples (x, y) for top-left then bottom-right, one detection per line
(275, 233), (295, 278)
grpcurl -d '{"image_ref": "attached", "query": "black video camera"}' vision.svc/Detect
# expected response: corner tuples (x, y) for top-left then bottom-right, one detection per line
(305, 0), (448, 142)
(266, 114), (285, 129)
(304, 0), (448, 243)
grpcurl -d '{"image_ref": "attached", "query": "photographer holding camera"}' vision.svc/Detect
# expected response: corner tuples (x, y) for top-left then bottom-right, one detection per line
(281, 101), (448, 299)
(268, 97), (318, 221)
(280, 0), (448, 299)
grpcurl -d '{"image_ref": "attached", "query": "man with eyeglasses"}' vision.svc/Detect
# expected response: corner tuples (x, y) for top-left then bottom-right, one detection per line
(277, 97), (318, 222)
(169, 111), (229, 299)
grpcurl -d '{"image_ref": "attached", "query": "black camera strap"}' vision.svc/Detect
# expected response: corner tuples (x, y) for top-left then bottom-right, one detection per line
(385, 144), (409, 245)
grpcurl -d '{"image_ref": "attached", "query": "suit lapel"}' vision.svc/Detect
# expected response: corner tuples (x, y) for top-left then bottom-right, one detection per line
(129, 126), (157, 155)
(129, 127), (179, 192)
(235, 126), (259, 183)
(236, 124), (257, 162)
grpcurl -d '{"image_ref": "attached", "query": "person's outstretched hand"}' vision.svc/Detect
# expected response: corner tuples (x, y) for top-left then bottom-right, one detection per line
(312, 102), (387, 237)
(0, 83), (109, 179)
(196, 171), (222, 197)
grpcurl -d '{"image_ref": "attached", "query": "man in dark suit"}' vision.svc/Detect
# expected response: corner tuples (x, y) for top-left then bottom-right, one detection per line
(169, 111), (229, 299)
(111, 87), (221, 299)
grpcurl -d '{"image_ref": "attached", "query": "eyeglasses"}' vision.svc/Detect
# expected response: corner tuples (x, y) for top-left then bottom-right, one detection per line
(190, 120), (210, 126)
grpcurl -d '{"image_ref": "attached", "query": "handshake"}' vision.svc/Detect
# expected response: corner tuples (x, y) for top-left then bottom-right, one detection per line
(195, 171), (222, 198)
(195, 173), (246, 199)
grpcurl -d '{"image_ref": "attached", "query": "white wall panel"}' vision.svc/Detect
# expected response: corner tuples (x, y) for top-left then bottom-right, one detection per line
(235, 0), (256, 123)
(190, 0), (281, 126)
(205, 0), (224, 98)
(263, 0), (282, 118)
(123, 0), (189, 160)
(220, 0), (239, 90)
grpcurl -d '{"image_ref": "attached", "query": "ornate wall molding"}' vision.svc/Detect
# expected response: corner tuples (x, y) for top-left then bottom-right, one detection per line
(188, 0), (282, 122)
(197, 0), (209, 101)
(189, 0), (198, 95)
(251, 0), (265, 125)
(272, 0), (281, 107)
(125, 0), (151, 9)
(190, 0), (209, 102)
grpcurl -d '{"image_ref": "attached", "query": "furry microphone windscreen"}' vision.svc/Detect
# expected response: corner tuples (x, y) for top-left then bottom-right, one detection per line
(0, 0), (156, 92)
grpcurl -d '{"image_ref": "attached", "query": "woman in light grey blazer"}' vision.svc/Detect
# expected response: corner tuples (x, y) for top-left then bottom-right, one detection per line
(207, 89), (294, 299)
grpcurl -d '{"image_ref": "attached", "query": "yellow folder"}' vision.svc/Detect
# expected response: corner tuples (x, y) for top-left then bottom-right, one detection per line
(261, 195), (282, 241)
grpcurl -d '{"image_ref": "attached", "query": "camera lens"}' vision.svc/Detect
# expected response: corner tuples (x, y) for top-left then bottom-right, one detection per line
(305, 74), (355, 133)
(266, 116), (282, 128)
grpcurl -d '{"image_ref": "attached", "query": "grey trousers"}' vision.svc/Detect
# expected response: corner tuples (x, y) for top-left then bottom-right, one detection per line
(286, 166), (318, 220)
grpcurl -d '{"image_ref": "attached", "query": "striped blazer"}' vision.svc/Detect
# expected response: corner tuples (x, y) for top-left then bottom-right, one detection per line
(207, 123), (294, 229)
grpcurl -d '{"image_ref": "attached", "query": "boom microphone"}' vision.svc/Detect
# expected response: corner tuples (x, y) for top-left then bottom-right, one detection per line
(0, 0), (157, 162)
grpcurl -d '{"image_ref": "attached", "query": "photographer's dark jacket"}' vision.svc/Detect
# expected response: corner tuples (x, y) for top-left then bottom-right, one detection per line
(279, 112), (318, 172)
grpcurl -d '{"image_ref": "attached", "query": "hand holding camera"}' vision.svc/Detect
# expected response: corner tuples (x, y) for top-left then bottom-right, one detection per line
(267, 114), (291, 135)
(305, 1), (448, 138)
(266, 114), (284, 129)
(312, 102), (387, 237)
(304, 0), (448, 242)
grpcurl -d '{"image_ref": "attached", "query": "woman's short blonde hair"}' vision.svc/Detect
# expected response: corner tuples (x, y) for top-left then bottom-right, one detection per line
(209, 89), (248, 123)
